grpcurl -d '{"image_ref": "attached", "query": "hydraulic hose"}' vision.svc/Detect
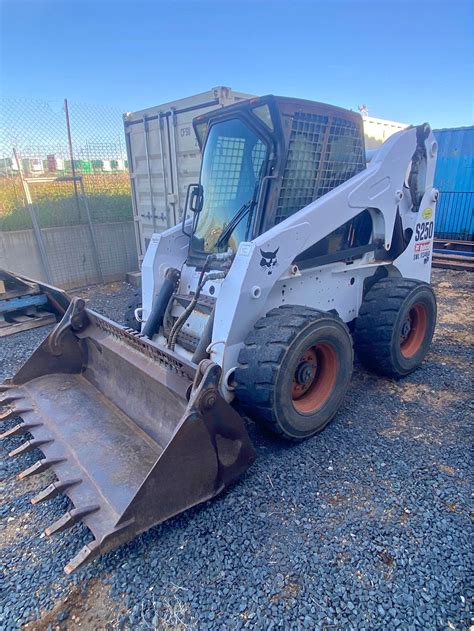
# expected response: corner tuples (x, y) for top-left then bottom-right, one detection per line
(167, 270), (225, 351)
(167, 250), (232, 351)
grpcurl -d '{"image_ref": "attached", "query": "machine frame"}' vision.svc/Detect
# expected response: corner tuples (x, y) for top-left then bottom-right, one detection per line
(142, 113), (439, 401)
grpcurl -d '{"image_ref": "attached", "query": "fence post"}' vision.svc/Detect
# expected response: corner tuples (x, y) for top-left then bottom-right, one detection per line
(64, 99), (81, 218)
(64, 99), (104, 284)
(13, 148), (53, 283)
(78, 177), (104, 283)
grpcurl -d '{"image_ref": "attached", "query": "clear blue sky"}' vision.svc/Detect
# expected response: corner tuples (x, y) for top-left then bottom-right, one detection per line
(1, 0), (473, 128)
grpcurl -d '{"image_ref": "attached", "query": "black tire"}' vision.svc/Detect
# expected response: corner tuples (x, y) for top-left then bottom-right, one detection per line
(124, 292), (142, 332)
(234, 305), (353, 440)
(354, 278), (436, 378)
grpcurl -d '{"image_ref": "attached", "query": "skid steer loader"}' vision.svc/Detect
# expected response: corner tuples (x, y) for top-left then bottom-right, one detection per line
(1, 96), (439, 573)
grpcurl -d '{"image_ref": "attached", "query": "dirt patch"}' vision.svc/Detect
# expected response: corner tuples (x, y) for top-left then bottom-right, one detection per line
(399, 383), (459, 410)
(434, 281), (473, 332)
(2, 507), (36, 548)
(438, 464), (456, 476)
(283, 579), (301, 599)
(328, 493), (350, 506)
(2, 469), (56, 547)
(379, 410), (410, 438)
(23, 578), (123, 630)
(428, 352), (465, 367)
(269, 576), (301, 605)
(70, 282), (127, 302)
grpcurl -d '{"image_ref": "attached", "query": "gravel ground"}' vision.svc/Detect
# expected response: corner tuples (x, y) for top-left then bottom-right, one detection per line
(1, 271), (472, 630)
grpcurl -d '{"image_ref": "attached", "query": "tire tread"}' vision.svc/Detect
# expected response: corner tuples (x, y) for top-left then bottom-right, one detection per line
(354, 278), (435, 377)
(235, 305), (351, 439)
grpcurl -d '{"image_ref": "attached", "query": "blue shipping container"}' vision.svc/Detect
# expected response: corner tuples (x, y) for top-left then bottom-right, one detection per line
(433, 126), (474, 240)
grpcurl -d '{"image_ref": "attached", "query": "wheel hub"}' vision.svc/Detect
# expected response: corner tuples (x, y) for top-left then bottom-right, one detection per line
(401, 318), (412, 340)
(291, 344), (338, 414)
(294, 361), (315, 385)
(400, 303), (428, 358)
(292, 350), (318, 398)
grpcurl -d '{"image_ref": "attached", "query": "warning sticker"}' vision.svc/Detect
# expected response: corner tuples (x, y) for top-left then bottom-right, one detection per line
(413, 240), (431, 263)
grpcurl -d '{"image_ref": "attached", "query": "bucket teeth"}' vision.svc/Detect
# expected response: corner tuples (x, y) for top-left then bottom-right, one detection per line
(31, 479), (82, 505)
(9, 439), (53, 457)
(1, 421), (41, 439)
(0, 392), (23, 406)
(64, 540), (100, 575)
(0, 407), (33, 423)
(18, 457), (65, 480)
(0, 384), (15, 392)
(45, 505), (100, 537)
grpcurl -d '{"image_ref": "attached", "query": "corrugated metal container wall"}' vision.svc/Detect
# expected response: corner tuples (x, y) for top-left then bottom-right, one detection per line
(124, 87), (255, 260)
(433, 126), (474, 240)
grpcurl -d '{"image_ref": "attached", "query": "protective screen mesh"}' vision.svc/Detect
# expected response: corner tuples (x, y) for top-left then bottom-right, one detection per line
(205, 136), (266, 207)
(207, 136), (246, 205)
(275, 112), (365, 224)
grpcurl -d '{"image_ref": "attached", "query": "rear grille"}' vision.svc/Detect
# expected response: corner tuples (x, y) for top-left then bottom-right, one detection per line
(275, 112), (365, 224)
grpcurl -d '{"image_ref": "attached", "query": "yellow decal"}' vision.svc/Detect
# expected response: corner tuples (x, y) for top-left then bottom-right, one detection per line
(422, 207), (433, 220)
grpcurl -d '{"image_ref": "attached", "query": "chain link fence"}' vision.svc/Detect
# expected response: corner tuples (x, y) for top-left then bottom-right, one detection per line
(0, 97), (137, 287)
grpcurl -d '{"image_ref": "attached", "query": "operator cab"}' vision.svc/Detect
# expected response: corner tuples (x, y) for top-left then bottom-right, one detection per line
(185, 95), (368, 266)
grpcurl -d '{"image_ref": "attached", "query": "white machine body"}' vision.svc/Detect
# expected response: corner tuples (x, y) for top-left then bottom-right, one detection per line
(142, 123), (438, 401)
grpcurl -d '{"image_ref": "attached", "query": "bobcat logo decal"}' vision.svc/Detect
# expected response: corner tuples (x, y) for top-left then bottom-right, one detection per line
(259, 247), (279, 275)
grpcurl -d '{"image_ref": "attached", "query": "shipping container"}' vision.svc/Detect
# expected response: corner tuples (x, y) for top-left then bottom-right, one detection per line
(433, 126), (474, 240)
(362, 115), (408, 149)
(124, 86), (254, 258)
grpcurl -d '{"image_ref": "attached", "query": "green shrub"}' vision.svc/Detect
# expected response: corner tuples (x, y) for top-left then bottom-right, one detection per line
(0, 174), (133, 231)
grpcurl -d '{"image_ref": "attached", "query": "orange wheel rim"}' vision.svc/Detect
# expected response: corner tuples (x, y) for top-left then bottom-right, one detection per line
(400, 303), (428, 358)
(292, 343), (338, 414)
